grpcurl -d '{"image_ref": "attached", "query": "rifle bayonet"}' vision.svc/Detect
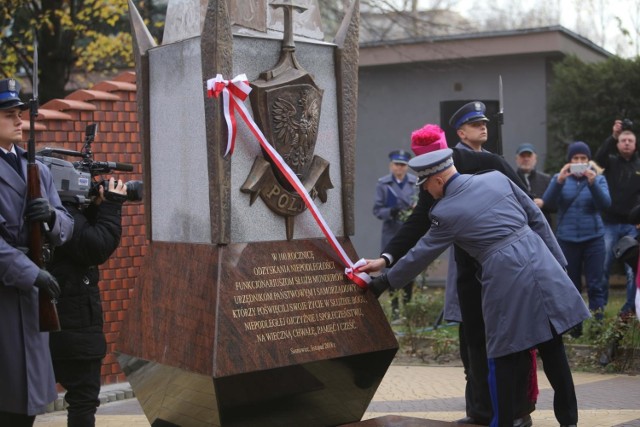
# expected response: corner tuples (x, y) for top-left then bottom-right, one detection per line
(27, 29), (60, 332)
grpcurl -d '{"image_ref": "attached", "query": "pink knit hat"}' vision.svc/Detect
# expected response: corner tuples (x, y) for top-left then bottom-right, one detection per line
(411, 124), (448, 156)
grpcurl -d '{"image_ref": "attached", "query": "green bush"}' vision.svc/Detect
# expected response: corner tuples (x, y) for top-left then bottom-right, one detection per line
(387, 286), (639, 373)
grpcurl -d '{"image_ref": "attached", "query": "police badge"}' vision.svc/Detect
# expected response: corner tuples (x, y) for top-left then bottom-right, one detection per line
(241, 1), (333, 240)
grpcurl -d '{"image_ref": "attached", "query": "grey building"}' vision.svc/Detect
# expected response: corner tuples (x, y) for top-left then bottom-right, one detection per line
(353, 26), (611, 281)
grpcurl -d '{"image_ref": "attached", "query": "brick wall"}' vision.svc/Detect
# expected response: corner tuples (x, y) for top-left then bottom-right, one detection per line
(23, 71), (145, 385)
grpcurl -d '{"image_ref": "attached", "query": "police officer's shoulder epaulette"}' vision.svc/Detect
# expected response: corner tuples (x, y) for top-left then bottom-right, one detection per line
(407, 174), (418, 184)
(378, 174), (394, 184)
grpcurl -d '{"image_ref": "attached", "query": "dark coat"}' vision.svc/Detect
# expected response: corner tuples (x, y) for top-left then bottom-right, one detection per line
(517, 168), (554, 224)
(594, 136), (640, 223)
(0, 146), (74, 415)
(48, 200), (122, 360)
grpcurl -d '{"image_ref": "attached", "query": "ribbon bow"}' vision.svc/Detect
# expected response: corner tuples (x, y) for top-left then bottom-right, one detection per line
(207, 74), (251, 156)
(206, 74), (371, 290)
(345, 259), (372, 290)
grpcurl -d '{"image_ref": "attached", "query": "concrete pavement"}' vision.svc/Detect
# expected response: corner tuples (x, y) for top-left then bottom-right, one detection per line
(34, 365), (640, 426)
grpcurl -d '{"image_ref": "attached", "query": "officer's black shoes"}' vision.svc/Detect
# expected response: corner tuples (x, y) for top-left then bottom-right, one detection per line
(560, 425), (577, 427)
(513, 414), (533, 427)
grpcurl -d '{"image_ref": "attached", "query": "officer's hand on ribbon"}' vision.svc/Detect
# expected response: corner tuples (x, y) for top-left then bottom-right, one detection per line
(368, 274), (391, 299)
(33, 269), (61, 299)
(26, 197), (56, 227)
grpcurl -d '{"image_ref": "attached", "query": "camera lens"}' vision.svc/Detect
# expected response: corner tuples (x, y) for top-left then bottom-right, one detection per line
(125, 180), (143, 202)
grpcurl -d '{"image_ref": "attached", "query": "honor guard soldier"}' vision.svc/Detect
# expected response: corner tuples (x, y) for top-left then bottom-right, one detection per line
(370, 149), (587, 427)
(450, 101), (490, 152)
(373, 149), (418, 319)
(0, 78), (74, 426)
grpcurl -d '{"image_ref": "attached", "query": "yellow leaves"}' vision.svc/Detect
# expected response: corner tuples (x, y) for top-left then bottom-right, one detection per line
(75, 32), (134, 72)
(1, 0), (159, 89)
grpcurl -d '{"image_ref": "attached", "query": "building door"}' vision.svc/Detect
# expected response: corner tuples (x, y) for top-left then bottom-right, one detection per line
(440, 100), (502, 154)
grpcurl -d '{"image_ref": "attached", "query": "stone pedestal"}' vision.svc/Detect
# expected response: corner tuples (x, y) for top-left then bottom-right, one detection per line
(118, 238), (398, 426)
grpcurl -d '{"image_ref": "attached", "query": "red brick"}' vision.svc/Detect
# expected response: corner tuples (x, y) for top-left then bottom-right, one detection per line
(93, 80), (136, 93)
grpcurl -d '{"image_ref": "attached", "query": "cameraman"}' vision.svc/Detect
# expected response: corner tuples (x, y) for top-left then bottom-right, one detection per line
(594, 119), (640, 318)
(47, 177), (127, 427)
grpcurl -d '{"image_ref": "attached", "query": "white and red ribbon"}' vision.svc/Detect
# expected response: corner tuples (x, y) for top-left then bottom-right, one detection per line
(207, 74), (252, 156)
(206, 74), (371, 289)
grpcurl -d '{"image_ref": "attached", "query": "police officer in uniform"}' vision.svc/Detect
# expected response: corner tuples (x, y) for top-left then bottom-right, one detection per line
(0, 78), (74, 426)
(361, 110), (535, 427)
(451, 101), (491, 153)
(369, 149), (586, 427)
(373, 150), (418, 318)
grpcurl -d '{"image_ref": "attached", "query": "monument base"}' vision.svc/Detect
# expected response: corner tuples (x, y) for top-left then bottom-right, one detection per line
(118, 238), (398, 426)
(340, 415), (483, 426)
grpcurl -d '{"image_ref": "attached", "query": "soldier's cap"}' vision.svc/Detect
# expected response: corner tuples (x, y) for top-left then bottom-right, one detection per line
(0, 78), (28, 111)
(388, 149), (412, 164)
(409, 148), (454, 185)
(516, 143), (536, 155)
(449, 101), (489, 129)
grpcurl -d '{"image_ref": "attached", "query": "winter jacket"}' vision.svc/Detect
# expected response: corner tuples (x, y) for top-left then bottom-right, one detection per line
(48, 200), (122, 360)
(543, 172), (610, 242)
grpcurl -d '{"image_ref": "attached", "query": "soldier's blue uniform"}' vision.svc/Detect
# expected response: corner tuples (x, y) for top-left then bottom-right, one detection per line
(373, 150), (418, 249)
(387, 149), (588, 427)
(0, 79), (74, 423)
(373, 150), (418, 317)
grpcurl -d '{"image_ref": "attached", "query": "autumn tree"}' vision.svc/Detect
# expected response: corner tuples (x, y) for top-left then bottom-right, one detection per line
(0, 0), (165, 103)
(546, 55), (640, 171)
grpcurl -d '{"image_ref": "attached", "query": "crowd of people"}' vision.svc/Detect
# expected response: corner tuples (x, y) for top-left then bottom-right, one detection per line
(368, 101), (639, 427)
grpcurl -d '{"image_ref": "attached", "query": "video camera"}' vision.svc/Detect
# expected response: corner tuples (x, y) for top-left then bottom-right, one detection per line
(621, 118), (634, 131)
(37, 123), (143, 205)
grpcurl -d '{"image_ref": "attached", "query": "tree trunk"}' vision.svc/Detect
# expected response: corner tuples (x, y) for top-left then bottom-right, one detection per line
(37, 0), (76, 103)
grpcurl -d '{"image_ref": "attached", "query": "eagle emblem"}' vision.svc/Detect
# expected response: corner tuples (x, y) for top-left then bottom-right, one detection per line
(272, 90), (320, 177)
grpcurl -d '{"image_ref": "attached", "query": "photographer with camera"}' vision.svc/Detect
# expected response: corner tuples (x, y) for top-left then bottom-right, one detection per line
(594, 119), (640, 318)
(543, 141), (610, 336)
(46, 177), (127, 427)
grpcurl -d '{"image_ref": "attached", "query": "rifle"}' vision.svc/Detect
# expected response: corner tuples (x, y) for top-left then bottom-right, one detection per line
(27, 32), (61, 332)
